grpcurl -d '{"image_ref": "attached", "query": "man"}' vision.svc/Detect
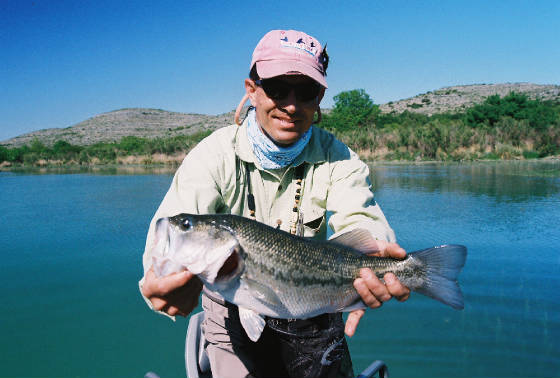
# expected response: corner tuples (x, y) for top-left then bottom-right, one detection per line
(140, 29), (410, 378)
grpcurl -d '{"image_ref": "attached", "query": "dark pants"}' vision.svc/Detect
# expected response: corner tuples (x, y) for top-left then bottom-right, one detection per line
(201, 294), (354, 378)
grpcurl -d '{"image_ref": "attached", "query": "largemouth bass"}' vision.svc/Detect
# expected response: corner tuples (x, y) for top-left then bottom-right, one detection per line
(151, 213), (467, 341)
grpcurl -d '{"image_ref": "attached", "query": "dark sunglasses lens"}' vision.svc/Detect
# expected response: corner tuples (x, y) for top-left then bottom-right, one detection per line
(261, 79), (321, 102)
(261, 80), (290, 100)
(297, 83), (321, 101)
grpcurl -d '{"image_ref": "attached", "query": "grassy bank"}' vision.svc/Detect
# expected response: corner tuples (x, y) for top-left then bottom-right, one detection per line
(0, 131), (211, 168)
(1, 91), (559, 168)
(336, 116), (560, 161)
(322, 90), (560, 162)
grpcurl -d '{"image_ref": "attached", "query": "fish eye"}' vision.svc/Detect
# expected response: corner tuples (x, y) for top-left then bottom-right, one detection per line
(182, 219), (191, 230)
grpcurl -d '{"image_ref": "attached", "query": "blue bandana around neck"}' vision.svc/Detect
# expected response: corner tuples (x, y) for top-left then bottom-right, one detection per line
(246, 109), (312, 170)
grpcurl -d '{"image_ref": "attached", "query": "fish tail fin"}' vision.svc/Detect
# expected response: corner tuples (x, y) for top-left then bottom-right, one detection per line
(411, 244), (467, 310)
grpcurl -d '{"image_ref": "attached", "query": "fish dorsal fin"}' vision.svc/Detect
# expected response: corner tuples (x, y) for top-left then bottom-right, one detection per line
(330, 229), (381, 254)
(238, 306), (266, 342)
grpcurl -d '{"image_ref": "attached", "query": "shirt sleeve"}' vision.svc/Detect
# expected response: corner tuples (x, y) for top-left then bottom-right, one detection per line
(326, 148), (396, 243)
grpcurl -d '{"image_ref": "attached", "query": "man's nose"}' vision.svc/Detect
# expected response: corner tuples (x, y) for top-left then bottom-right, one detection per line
(279, 89), (298, 114)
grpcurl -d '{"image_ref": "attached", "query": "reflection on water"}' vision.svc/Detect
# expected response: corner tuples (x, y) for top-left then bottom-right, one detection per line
(1, 164), (178, 176)
(370, 160), (560, 202)
(0, 161), (559, 378)
(355, 160), (560, 378)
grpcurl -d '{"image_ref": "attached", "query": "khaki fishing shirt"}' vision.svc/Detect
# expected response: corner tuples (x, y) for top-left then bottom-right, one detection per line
(139, 119), (396, 312)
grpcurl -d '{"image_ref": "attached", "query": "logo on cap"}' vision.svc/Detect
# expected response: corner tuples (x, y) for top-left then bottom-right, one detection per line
(278, 35), (319, 57)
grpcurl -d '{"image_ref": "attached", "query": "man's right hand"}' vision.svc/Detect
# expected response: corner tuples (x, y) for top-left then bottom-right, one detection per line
(141, 267), (203, 317)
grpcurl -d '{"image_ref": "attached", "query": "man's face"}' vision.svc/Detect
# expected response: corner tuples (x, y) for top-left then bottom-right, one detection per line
(245, 75), (324, 146)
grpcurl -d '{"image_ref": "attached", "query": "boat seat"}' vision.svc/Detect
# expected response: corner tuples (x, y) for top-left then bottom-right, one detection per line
(185, 312), (211, 378)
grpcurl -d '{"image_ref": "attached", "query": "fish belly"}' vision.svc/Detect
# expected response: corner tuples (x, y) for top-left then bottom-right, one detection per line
(216, 274), (362, 319)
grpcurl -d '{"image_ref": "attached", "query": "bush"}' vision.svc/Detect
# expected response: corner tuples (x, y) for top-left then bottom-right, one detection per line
(8, 146), (28, 163)
(0, 146), (8, 162)
(118, 136), (149, 155)
(535, 129), (560, 156)
(83, 143), (117, 163)
(522, 150), (540, 159)
(52, 140), (82, 160)
(407, 103), (423, 109)
(465, 92), (557, 130)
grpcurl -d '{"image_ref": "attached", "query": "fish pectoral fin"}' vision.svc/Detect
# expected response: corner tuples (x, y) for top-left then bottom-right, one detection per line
(329, 228), (380, 254)
(243, 277), (283, 308)
(238, 307), (265, 342)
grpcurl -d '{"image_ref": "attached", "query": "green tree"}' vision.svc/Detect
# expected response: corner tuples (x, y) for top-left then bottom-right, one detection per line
(323, 89), (379, 132)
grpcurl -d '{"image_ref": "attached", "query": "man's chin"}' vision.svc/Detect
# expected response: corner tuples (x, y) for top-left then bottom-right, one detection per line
(271, 132), (300, 146)
(266, 121), (309, 145)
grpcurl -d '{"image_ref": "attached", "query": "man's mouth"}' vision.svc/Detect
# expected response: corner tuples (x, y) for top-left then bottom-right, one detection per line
(274, 116), (298, 126)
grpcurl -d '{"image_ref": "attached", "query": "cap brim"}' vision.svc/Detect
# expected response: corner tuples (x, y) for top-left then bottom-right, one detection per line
(256, 60), (328, 88)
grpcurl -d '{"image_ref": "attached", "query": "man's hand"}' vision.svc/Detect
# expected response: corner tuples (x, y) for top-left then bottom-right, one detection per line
(345, 241), (411, 337)
(141, 267), (203, 317)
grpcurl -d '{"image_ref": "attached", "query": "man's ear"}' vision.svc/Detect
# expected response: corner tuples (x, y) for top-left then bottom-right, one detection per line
(317, 87), (326, 104)
(245, 79), (258, 106)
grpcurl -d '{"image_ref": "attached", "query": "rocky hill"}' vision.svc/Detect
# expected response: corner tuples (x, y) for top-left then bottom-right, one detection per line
(2, 83), (559, 147)
(1, 108), (240, 148)
(379, 83), (560, 115)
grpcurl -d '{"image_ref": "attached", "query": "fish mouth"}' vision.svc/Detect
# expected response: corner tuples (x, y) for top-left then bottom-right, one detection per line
(152, 215), (244, 284)
(214, 245), (244, 284)
(150, 218), (178, 277)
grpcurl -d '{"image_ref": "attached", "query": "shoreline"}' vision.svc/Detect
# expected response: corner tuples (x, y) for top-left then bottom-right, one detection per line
(1, 156), (558, 175)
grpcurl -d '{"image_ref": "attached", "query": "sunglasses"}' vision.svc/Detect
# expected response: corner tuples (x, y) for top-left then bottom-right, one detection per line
(255, 78), (322, 102)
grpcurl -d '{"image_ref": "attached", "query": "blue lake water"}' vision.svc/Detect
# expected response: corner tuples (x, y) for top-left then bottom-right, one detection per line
(0, 161), (559, 378)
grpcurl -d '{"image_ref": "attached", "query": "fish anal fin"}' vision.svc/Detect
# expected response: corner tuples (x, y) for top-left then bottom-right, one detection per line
(338, 298), (367, 313)
(330, 229), (380, 254)
(238, 307), (266, 342)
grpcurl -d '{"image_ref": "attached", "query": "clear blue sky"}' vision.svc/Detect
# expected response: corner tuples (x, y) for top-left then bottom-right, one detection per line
(1, 0), (559, 142)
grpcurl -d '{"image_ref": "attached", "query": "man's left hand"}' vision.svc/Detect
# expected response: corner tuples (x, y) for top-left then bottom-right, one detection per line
(345, 241), (411, 337)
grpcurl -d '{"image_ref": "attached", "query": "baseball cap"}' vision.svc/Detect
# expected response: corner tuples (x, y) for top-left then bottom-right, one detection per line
(251, 29), (328, 88)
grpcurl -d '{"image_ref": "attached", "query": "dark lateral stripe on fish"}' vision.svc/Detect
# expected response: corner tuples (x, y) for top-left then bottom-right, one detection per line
(245, 254), (352, 287)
